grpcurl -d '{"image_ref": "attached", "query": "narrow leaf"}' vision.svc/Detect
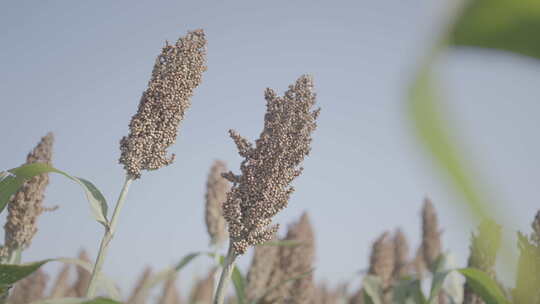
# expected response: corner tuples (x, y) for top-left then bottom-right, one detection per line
(458, 268), (510, 304)
(0, 163), (108, 227)
(82, 298), (122, 304)
(0, 259), (50, 285)
(30, 298), (122, 304)
(362, 275), (383, 304)
(393, 277), (427, 304)
(174, 252), (201, 271)
(428, 271), (451, 304)
(142, 252), (203, 293)
(231, 265), (246, 304)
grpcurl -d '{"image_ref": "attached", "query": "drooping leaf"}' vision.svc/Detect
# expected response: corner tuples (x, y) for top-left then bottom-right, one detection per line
(409, 68), (489, 220)
(0, 259), (50, 285)
(450, 0), (540, 60)
(458, 268), (510, 304)
(0, 163), (109, 227)
(141, 252), (203, 293)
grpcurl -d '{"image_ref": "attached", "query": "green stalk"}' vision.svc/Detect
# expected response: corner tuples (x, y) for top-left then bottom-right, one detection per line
(86, 175), (133, 297)
(213, 245), (237, 304)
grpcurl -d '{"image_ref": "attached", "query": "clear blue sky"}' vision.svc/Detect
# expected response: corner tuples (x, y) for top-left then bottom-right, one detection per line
(1, 0), (539, 296)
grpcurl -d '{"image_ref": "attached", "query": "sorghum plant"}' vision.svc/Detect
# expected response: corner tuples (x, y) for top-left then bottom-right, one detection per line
(86, 29), (207, 297)
(214, 75), (320, 304)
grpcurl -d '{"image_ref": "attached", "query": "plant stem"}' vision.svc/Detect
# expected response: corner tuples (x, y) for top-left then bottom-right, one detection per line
(86, 175), (133, 297)
(213, 245), (237, 304)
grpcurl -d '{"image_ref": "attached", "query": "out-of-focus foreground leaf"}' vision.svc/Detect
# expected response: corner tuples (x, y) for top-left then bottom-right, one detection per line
(409, 68), (488, 220)
(451, 0), (540, 60)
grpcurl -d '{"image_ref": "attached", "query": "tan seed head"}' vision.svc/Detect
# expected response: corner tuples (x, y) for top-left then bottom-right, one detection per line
(205, 160), (230, 248)
(222, 75), (320, 255)
(119, 29), (207, 179)
(3, 132), (54, 257)
(393, 228), (409, 279)
(9, 268), (48, 304)
(421, 198), (442, 270)
(189, 269), (215, 304)
(368, 231), (395, 290)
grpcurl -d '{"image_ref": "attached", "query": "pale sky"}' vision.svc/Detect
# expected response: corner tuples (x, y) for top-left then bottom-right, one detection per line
(1, 0), (539, 298)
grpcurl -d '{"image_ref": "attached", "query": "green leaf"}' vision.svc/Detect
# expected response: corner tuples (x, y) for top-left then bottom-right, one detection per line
(0, 163), (109, 227)
(450, 0), (540, 60)
(173, 252), (201, 271)
(29, 298), (122, 304)
(393, 278), (427, 304)
(55, 258), (120, 300)
(409, 69), (489, 220)
(362, 275), (383, 304)
(29, 298), (89, 304)
(82, 298), (122, 304)
(0, 259), (50, 285)
(143, 252), (203, 293)
(458, 268), (510, 304)
(231, 265), (246, 304)
(428, 270), (451, 304)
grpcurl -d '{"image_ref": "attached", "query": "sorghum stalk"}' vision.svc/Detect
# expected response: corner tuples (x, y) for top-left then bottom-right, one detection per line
(86, 176), (132, 297)
(213, 75), (319, 304)
(86, 29), (206, 297)
(214, 246), (237, 304)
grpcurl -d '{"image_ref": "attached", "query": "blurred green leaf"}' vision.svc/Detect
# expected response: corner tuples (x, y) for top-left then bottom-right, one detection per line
(458, 268), (510, 304)
(409, 68), (488, 220)
(173, 252), (201, 271)
(29, 298), (89, 304)
(362, 275), (383, 304)
(0, 259), (50, 285)
(0, 163), (108, 227)
(30, 298), (122, 304)
(145, 252), (203, 291)
(451, 0), (540, 60)
(82, 298), (122, 304)
(429, 270), (451, 304)
(393, 278), (426, 304)
(231, 265), (246, 304)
